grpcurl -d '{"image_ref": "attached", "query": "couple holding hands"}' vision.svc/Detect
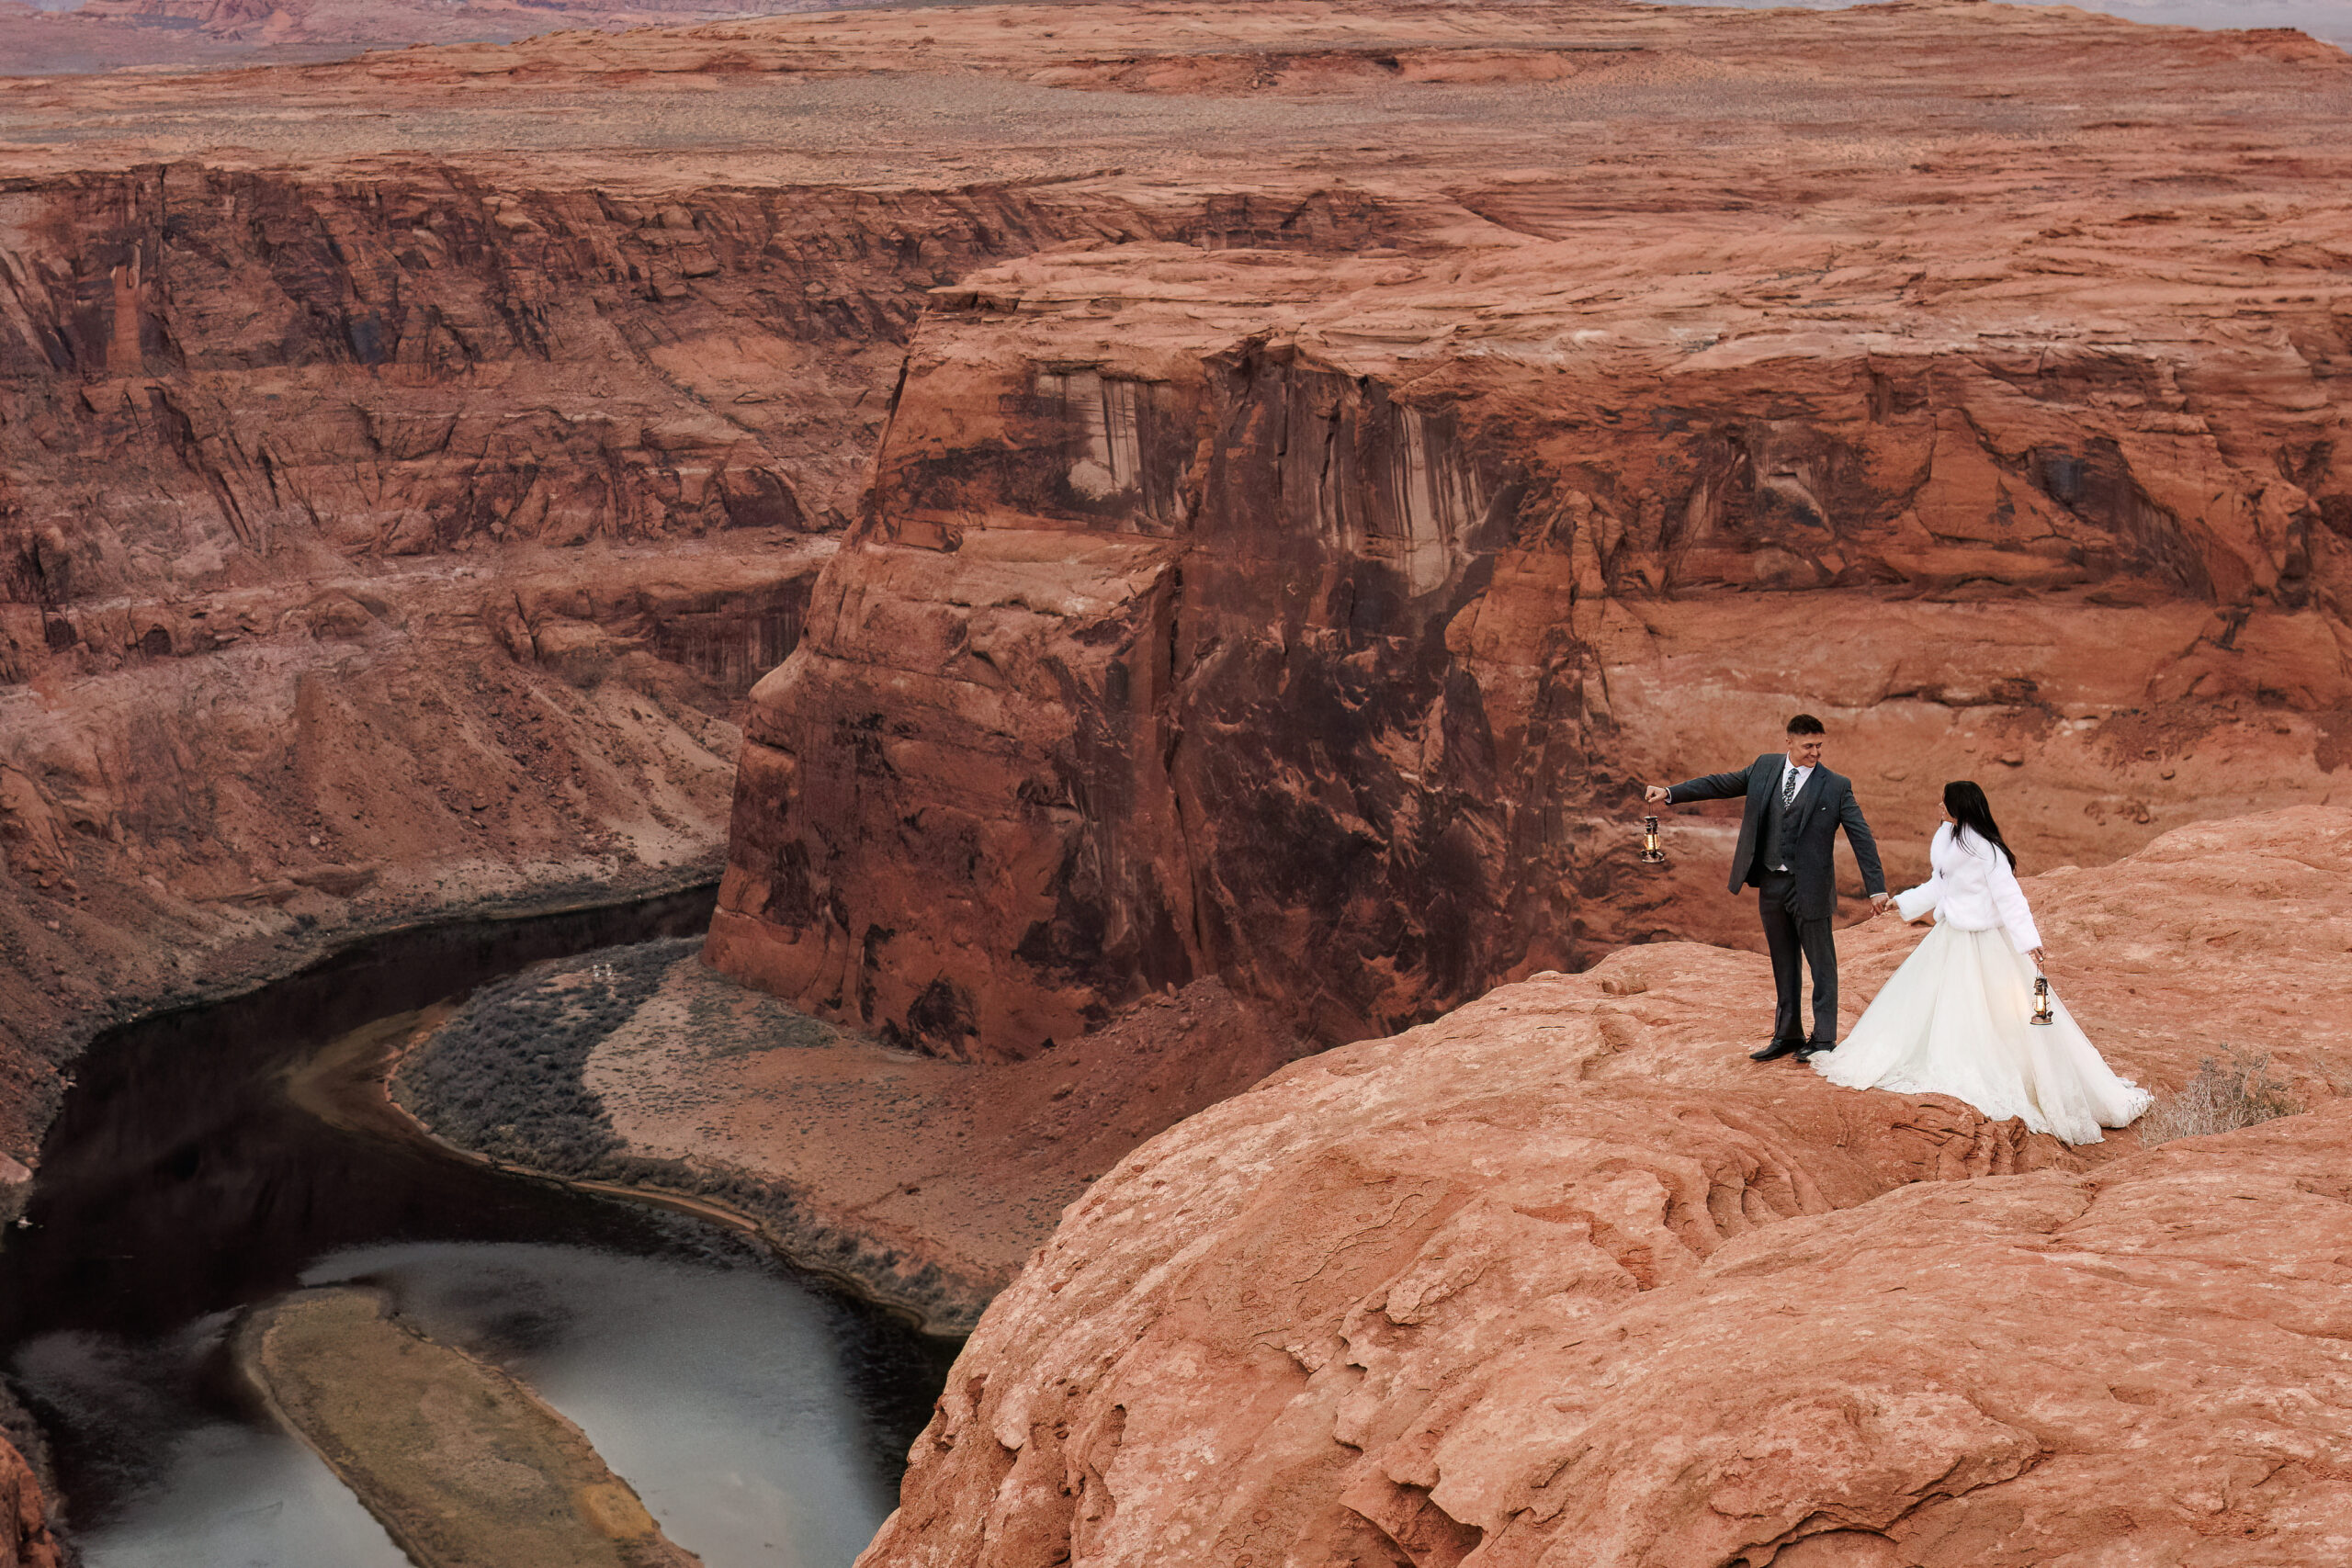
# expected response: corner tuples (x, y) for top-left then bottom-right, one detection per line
(1645, 715), (2150, 1145)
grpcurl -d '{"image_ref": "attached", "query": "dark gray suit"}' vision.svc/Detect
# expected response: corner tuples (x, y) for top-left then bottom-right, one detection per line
(1666, 754), (1887, 1044)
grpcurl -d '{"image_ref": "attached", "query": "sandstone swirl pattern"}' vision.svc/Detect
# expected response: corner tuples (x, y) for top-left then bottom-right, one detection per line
(864, 808), (2352, 1568)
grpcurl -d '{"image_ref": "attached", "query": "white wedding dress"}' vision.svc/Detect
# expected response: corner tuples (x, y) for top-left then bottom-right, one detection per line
(1811, 821), (2151, 1144)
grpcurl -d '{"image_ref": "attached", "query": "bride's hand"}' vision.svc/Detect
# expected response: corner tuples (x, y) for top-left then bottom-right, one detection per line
(2029, 947), (2047, 966)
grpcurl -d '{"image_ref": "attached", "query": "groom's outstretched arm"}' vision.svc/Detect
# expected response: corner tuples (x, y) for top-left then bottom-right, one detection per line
(1839, 786), (1889, 898)
(1657, 760), (1755, 805)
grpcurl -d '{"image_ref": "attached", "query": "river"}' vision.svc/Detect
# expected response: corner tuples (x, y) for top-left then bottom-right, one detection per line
(0, 890), (950, 1568)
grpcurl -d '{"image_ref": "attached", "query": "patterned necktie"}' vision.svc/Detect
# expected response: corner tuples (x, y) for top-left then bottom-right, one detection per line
(1783, 766), (1800, 807)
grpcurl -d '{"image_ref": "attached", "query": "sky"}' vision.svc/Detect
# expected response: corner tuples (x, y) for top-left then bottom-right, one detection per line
(1652, 0), (2352, 48)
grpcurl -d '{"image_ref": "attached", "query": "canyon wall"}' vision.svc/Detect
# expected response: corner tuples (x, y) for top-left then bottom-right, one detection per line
(861, 806), (2352, 1568)
(0, 0), (871, 76)
(0, 63), (1444, 1153)
(0, 2), (2341, 1099)
(710, 224), (2352, 1055)
(0, 1436), (53, 1568)
(0, 1), (2346, 1558)
(0, 153), (1312, 1149)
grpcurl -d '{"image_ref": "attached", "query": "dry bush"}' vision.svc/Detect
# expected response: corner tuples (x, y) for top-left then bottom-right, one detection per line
(2138, 1050), (2303, 1147)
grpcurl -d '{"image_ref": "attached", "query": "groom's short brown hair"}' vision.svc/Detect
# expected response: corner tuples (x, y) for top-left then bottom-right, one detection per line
(1786, 714), (1826, 736)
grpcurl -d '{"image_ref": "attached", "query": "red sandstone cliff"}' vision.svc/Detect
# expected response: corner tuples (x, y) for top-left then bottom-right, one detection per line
(0, 1438), (52, 1568)
(711, 200), (2352, 1055)
(861, 806), (2352, 1567)
(0, 0), (873, 76)
(0, 2), (2346, 1557)
(0, 59), (1398, 1152)
(0, 0), (2342, 1164)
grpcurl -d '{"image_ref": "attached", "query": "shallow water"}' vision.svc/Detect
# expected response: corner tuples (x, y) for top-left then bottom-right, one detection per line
(0, 890), (947, 1568)
(303, 1241), (897, 1567)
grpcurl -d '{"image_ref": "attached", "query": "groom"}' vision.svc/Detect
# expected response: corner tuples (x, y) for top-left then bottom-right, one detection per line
(1644, 715), (1889, 1060)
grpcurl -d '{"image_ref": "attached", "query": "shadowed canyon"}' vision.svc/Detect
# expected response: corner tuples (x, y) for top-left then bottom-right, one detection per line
(1, 1), (2350, 1564)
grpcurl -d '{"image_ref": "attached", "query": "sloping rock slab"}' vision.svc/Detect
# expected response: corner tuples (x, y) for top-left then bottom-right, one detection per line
(863, 808), (2352, 1568)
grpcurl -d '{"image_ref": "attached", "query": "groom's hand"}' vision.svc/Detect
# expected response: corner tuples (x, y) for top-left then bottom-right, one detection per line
(1869, 893), (1890, 917)
(1643, 784), (1670, 804)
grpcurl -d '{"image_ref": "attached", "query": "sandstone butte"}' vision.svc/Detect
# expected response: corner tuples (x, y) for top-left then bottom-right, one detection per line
(866, 806), (2352, 1568)
(0, 0), (2348, 1561)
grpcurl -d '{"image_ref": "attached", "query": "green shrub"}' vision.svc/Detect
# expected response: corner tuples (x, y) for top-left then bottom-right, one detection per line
(403, 938), (695, 1173)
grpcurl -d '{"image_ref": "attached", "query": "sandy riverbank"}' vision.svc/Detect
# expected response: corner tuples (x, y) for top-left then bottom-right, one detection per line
(0, 860), (725, 1534)
(392, 943), (1310, 1333)
(238, 1287), (700, 1568)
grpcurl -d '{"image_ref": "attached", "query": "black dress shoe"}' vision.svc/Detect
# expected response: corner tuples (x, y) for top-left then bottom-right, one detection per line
(1749, 1038), (1805, 1062)
(1797, 1039), (1837, 1057)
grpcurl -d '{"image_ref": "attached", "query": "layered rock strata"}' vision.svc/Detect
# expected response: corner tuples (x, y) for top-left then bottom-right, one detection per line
(0, 60), (1420, 1148)
(863, 807), (2352, 1568)
(0, 4), (2340, 1088)
(0, 0), (865, 76)
(713, 195), (2352, 1052)
(0, 0), (2345, 1555)
(0, 1438), (54, 1568)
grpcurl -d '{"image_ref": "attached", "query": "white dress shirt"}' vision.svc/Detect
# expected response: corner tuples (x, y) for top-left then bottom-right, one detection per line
(1771, 758), (1815, 870)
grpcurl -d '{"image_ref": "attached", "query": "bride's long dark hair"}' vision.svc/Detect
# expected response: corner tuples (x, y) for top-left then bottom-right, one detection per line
(1943, 780), (2018, 869)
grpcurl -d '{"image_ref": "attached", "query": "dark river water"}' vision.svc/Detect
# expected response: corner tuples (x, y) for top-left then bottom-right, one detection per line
(0, 889), (951, 1568)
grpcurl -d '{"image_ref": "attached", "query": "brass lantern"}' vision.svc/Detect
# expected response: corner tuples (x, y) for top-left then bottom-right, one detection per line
(1639, 814), (1667, 866)
(2030, 974), (2054, 1027)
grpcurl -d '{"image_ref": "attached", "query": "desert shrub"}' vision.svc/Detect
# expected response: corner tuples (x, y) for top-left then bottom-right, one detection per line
(402, 937), (698, 1173)
(2138, 1050), (2303, 1147)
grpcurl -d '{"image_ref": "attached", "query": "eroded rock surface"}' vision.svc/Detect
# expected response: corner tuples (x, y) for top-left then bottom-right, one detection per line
(712, 17), (2352, 1051)
(863, 807), (2352, 1568)
(1, 3), (2343, 1111)
(0, 1), (1485, 1149)
(0, 0), (858, 76)
(0, 1438), (55, 1568)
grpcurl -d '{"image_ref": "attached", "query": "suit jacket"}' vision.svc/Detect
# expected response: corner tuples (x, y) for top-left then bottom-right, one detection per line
(1666, 754), (1886, 920)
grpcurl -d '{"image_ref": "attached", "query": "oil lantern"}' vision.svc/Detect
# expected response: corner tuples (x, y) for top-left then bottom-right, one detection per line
(2030, 973), (2054, 1027)
(1639, 814), (1667, 866)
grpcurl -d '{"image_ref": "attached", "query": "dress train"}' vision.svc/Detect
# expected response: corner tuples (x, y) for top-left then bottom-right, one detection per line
(1811, 920), (2150, 1145)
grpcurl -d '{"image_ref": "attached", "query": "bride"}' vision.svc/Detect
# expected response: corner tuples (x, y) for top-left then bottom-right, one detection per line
(1810, 781), (2151, 1144)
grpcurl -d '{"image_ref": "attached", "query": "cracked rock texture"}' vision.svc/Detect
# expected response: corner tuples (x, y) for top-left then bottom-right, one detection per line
(862, 806), (2352, 1568)
(1, 8), (2346, 1089)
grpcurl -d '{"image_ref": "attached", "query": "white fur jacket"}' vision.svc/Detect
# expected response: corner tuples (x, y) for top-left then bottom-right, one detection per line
(1893, 821), (2042, 953)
